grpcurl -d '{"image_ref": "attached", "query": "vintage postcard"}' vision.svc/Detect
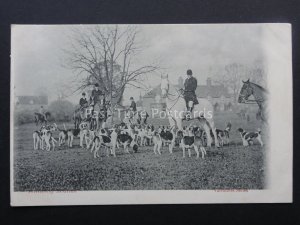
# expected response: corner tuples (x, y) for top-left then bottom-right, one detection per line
(10, 24), (293, 206)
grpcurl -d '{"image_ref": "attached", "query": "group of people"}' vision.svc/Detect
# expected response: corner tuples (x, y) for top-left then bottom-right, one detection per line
(38, 68), (199, 122)
(78, 83), (105, 112)
(78, 83), (138, 120)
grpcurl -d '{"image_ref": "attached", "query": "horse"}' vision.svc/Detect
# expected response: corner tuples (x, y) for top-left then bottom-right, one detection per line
(89, 101), (112, 130)
(123, 109), (149, 126)
(73, 106), (89, 129)
(34, 112), (51, 126)
(238, 79), (268, 123)
(160, 74), (219, 147)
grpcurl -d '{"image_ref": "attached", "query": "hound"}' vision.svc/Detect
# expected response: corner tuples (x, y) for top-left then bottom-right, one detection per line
(237, 128), (263, 146)
(215, 122), (232, 146)
(57, 124), (68, 146)
(91, 128), (119, 158)
(192, 127), (207, 158)
(158, 126), (176, 154)
(144, 125), (155, 146)
(67, 121), (90, 148)
(33, 131), (42, 150)
(177, 126), (199, 158)
(40, 128), (57, 151)
(135, 125), (148, 146)
(117, 130), (138, 153)
(39, 123), (58, 151)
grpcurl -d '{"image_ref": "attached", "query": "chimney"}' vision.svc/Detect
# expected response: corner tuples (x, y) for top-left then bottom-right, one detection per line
(207, 77), (212, 87)
(178, 77), (184, 88)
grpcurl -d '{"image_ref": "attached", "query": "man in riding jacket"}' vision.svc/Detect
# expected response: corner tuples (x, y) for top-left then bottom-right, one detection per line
(79, 92), (88, 108)
(129, 96), (137, 118)
(90, 83), (106, 112)
(184, 69), (199, 120)
(79, 92), (88, 117)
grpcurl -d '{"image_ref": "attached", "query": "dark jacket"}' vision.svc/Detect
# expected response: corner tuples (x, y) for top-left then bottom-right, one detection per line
(184, 76), (197, 92)
(79, 98), (88, 108)
(90, 89), (104, 104)
(184, 76), (199, 104)
(130, 101), (137, 112)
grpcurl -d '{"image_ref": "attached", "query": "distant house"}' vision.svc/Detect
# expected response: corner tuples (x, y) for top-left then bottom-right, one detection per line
(15, 95), (48, 111)
(141, 77), (234, 113)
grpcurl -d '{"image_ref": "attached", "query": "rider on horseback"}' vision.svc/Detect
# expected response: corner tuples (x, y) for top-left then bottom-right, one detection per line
(128, 97), (137, 119)
(184, 69), (199, 120)
(79, 92), (88, 108)
(90, 83), (106, 120)
(79, 92), (88, 117)
(39, 105), (47, 122)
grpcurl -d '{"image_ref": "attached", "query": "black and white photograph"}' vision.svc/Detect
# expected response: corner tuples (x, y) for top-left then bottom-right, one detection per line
(10, 24), (292, 205)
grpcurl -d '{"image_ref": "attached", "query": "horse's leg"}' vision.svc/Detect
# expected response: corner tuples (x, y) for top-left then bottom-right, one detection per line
(79, 131), (84, 148)
(200, 120), (212, 147)
(157, 142), (162, 155)
(257, 135), (264, 146)
(70, 135), (73, 148)
(153, 144), (157, 154)
(169, 139), (175, 154)
(194, 145), (199, 158)
(206, 119), (219, 148)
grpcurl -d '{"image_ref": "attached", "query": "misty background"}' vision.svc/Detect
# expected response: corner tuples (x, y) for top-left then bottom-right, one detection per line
(11, 24), (266, 106)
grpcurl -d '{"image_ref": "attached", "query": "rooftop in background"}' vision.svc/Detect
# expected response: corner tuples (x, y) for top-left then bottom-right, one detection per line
(143, 77), (231, 99)
(15, 96), (48, 105)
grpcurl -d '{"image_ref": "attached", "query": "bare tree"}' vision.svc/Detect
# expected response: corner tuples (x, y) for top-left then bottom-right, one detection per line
(64, 25), (159, 106)
(212, 63), (248, 103)
(249, 60), (267, 87)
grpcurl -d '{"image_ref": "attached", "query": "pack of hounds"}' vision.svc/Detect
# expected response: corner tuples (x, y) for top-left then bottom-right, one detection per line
(33, 121), (263, 159)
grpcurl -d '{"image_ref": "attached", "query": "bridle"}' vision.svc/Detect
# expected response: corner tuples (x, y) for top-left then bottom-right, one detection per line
(161, 83), (184, 111)
(239, 85), (265, 104)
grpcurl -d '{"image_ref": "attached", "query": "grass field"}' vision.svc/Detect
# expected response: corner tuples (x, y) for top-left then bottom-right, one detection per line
(13, 111), (267, 191)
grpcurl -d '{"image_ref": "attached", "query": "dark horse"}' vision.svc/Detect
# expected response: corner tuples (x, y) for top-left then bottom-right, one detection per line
(34, 112), (51, 126)
(238, 79), (268, 123)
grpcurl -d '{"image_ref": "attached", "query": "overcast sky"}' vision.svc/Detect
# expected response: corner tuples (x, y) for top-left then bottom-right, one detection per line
(11, 24), (264, 105)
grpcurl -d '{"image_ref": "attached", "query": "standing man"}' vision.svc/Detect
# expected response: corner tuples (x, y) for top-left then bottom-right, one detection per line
(184, 69), (199, 120)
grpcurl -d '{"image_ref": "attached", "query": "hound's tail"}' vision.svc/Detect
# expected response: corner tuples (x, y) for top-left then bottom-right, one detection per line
(257, 129), (262, 134)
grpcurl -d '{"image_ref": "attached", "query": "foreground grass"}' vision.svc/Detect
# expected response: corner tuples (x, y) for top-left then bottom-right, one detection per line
(13, 111), (266, 191)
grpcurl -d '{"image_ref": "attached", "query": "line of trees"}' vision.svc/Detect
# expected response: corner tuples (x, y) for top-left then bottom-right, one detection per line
(211, 61), (266, 102)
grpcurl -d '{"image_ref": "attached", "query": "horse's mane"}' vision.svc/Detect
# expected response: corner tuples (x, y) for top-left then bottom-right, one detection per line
(250, 81), (268, 93)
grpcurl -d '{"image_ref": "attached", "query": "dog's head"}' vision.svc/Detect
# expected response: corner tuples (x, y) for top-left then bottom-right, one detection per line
(237, 128), (244, 133)
(176, 130), (184, 139)
(226, 122), (232, 131)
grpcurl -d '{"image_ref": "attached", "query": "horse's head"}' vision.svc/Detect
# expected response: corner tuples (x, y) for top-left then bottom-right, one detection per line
(238, 79), (253, 103)
(160, 74), (169, 98)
